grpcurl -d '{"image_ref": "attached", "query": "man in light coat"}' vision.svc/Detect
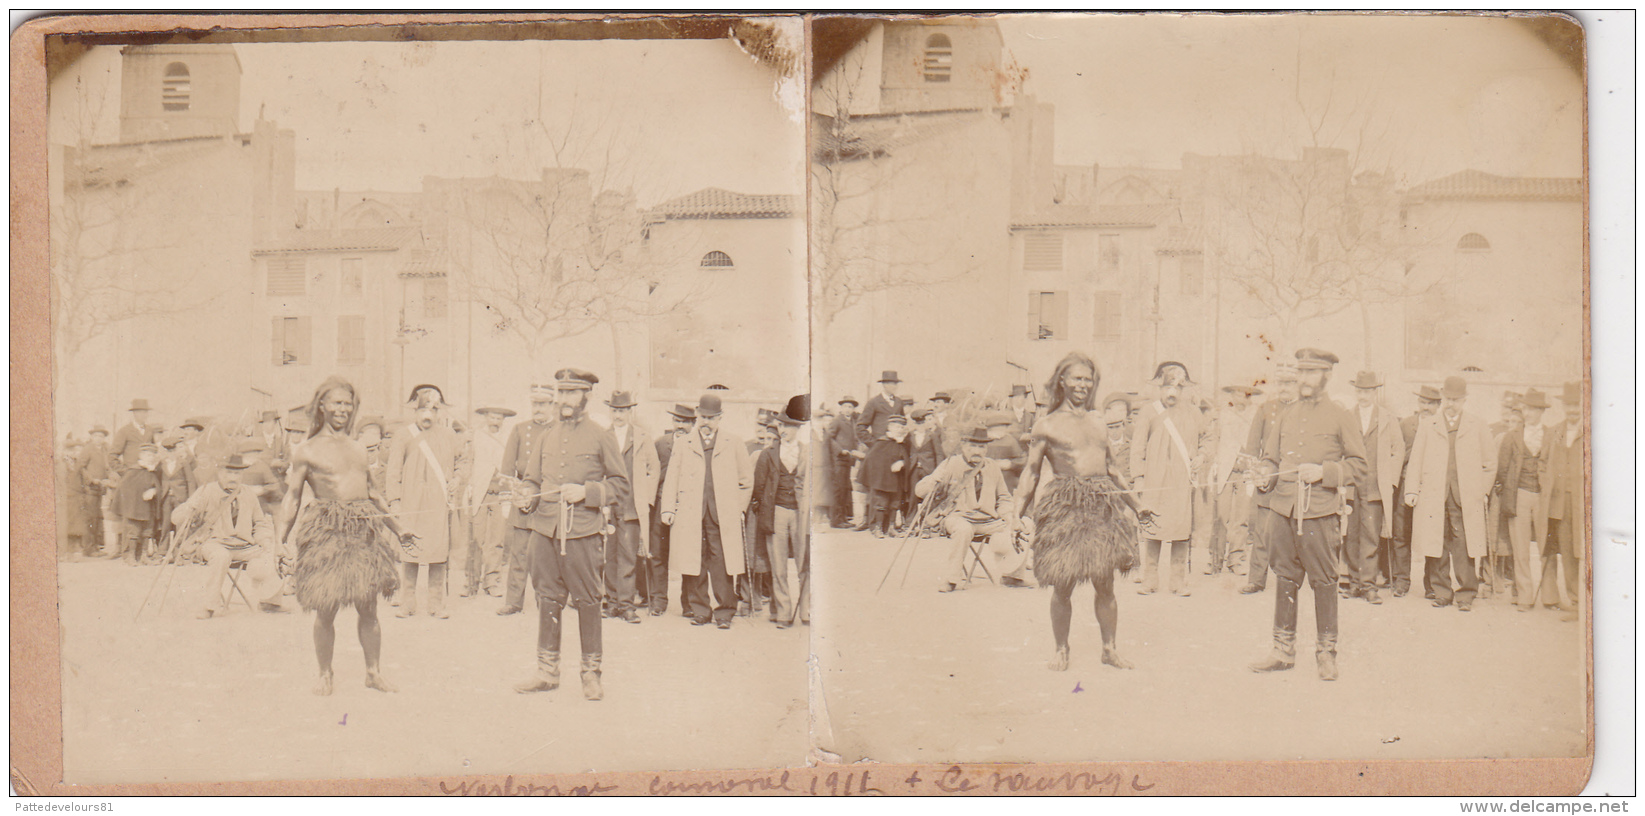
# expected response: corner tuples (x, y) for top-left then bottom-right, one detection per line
(1403, 375), (1497, 612)
(1345, 371), (1405, 606)
(171, 454), (283, 618)
(1130, 361), (1209, 596)
(386, 384), (470, 619)
(464, 407), (513, 598)
(659, 393), (753, 628)
(603, 390), (660, 624)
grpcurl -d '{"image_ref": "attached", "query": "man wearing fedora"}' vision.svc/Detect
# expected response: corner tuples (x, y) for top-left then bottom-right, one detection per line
(107, 398), (159, 559)
(386, 384), (470, 619)
(1403, 375), (1496, 613)
(1131, 361), (1209, 596)
(515, 369), (630, 699)
(464, 406), (515, 599)
(171, 453), (284, 618)
(827, 396), (861, 528)
(1250, 348), (1366, 681)
(659, 393), (753, 629)
(1394, 384), (1442, 598)
(1493, 388), (1553, 611)
(639, 402), (696, 616)
(1344, 371), (1405, 606)
(78, 425), (111, 558)
(603, 390), (660, 624)
(918, 424), (1018, 594)
(1008, 384), (1037, 438)
(856, 371), (909, 448)
(1541, 383), (1584, 620)
(497, 384), (557, 615)
(755, 395), (811, 627)
(1239, 364), (1299, 594)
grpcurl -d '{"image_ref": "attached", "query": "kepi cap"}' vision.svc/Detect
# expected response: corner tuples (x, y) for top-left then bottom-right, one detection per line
(475, 406), (517, 418)
(554, 369), (598, 391)
(1294, 348), (1340, 370)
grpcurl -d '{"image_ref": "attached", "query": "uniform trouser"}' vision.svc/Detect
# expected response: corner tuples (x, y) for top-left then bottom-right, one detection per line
(769, 505), (809, 623)
(467, 498), (508, 594)
(939, 514), (1024, 587)
(831, 456), (854, 525)
(1539, 516), (1582, 608)
(1426, 496), (1478, 606)
(1346, 500), (1385, 594)
(1214, 482), (1253, 574)
(681, 516), (737, 623)
(1504, 490), (1540, 607)
(605, 518), (640, 615)
(637, 507), (671, 613)
(1268, 513), (1339, 647)
(528, 531), (603, 655)
(200, 539), (279, 613)
(502, 525), (534, 609)
(1245, 506), (1279, 589)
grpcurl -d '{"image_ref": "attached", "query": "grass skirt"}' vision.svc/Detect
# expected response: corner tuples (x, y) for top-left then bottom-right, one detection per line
(1030, 476), (1137, 587)
(293, 499), (400, 611)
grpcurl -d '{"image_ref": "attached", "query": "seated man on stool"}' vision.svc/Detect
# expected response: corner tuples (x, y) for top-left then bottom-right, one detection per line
(917, 425), (1031, 592)
(171, 453), (284, 619)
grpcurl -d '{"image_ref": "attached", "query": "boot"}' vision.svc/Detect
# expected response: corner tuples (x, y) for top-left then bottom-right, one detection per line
(514, 648), (561, 693)
(1317, 633), (1339, 681)
(581, 653), (604, 701)
(1249, 627), (1296, 672)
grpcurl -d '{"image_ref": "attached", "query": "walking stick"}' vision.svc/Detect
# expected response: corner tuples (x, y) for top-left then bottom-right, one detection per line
(136, 531), (179, 620)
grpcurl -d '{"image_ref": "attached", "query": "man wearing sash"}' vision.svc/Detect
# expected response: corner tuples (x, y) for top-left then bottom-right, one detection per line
(1130, 362), (1209, 596)
(385, 384), (469, 619)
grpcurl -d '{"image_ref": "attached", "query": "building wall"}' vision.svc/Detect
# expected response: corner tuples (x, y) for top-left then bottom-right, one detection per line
(117, 46), (241, 143)
(878, 20), (1003, 114)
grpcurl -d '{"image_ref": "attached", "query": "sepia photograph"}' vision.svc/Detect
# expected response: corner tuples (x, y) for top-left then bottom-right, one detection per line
(43, 17), (810, 784)
(808, 12), (1590, 768)
(13, 10), (1623, 798)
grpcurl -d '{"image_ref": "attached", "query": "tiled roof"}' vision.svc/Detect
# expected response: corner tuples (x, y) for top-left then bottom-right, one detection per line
(1155, 224), (1204, 255)
(398, 249), (447, 278)
(1012, 203), (1176, 229)
(649, 188), (799, 219)
(1405, 170), (1582, 202)
(252, 228), (416, 255)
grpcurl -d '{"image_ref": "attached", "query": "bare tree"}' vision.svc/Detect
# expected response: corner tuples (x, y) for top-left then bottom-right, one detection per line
(809, 56), (984, 327)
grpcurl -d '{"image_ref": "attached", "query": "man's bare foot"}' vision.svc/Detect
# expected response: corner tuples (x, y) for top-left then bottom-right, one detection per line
(1047, 645), (1071, 671)
(364, 671), (397, 693)
(1101, 648), (1134, 670)
(313, 671), (334, 696)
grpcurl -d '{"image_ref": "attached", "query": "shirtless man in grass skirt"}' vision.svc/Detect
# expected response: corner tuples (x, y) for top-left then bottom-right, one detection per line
(1014, 352), (1151, 672)
(278, 376), (414, 696)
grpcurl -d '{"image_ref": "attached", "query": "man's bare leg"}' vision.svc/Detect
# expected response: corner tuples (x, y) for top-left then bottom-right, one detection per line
(313, 605), (338, 696)
(357, 599), (396, 692)
(1048, 582), (1074, 671)
(1094, 577), (1133, 669)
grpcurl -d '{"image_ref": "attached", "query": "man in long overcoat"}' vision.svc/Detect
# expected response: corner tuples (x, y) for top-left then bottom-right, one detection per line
(1344, 371), (1405, 606)
(386, 384), (469, 618)
(1540, 382), (1584, 619)
(1403, 375), (1497, 611)
(603, 390), (660, 624)
(659, 393), (752, 628)
(1130, 362), (1209, 596)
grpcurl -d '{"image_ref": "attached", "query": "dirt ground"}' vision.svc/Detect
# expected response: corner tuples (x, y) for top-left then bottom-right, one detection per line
(58, 557), (808, 785)
(811, 527), (1588, 766)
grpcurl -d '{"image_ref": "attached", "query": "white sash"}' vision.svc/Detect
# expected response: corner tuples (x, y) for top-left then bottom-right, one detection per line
(408, 425), (451, 508)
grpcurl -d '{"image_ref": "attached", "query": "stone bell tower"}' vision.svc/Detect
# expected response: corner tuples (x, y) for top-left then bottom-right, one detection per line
(118, 44), (241, 142)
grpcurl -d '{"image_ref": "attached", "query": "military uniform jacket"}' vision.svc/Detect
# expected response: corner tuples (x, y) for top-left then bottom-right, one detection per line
(1244, 399), (1289, 510)
(1260, 396), (1369, 521)
(524, 416), (630, 541)
(500, 420), (553, 530)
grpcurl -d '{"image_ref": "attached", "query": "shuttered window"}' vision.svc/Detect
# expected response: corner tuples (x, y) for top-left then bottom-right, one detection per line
(337, 315), (366, 365)
(923, 34), (953, 83)
(267, 257), (306, 296)
(162, 62), (190, 111)
(272, 316), (312, 365)
(1028, 291), (1068, 341)
(1023, 233), (1062, 271)
(1092, 291), (1122, 342)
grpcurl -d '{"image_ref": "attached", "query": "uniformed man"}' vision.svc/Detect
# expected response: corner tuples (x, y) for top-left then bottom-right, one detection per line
(1250, 348), (1367, 682)
(496, 385), (555, 615)
(515, 369), (629, 701)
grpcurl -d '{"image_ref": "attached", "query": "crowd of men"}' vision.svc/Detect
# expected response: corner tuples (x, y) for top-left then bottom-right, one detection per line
(821, 354), (1587, 678)
(58, 375), (813, 699)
